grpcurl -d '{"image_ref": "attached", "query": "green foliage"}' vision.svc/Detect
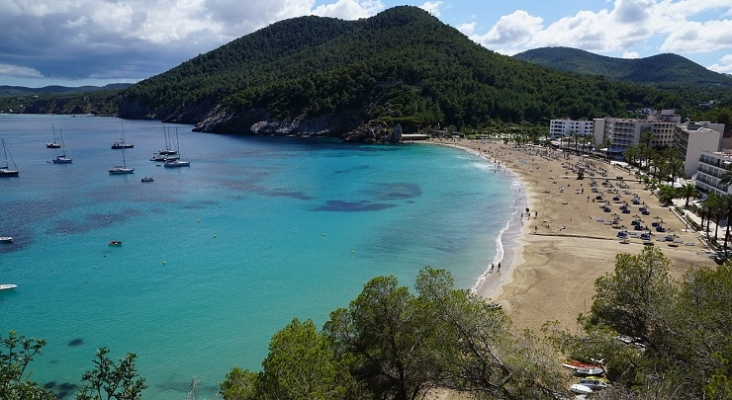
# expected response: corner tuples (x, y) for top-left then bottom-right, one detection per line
(225, 268), (568, 400)
(657, 184), (677, 205)
(0, 331), (55, 400)
(586, 247), (675, 344)
(579, 247), (732, 398)
(76, 347), (147, 400)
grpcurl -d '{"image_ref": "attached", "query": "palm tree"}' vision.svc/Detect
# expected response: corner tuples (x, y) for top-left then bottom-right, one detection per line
(677, 183), (700, 208)
(723, 194), (732, 250)
(640, 128), (656, 147)
(702, 193), (723, 237)
(720, 169), (732, 193)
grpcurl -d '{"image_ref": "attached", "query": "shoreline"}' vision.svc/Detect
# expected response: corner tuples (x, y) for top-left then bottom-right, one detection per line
(427, 141), (530, 301)
(426, 138), (716, 332)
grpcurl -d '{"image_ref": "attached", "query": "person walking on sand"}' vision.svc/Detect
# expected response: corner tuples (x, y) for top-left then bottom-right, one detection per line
(497, 262), (501, 272)
(489, 263), (494, 273)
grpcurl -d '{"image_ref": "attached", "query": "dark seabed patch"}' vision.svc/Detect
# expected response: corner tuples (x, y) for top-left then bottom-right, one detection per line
(314, 200), (396, 212)
(56, 382), (78, 399)
(362, 182), (421, 201)
(44, 381), (56, 389)
(68, 338), (83, 347)
(47, 209), (142, 234)
(262, 189), (312, 200)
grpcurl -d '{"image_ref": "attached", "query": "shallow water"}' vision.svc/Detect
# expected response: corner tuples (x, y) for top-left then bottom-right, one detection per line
(0, 114), (518, 399)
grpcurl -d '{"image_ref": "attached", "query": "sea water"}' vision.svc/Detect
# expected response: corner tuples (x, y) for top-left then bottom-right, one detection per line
(0, 114), (519, 399)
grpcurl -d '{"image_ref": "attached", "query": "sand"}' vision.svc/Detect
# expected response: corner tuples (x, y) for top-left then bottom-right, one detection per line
(428, 139), (716, 333)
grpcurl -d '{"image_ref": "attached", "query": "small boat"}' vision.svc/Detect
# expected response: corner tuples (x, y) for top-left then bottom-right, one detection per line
(0, 283), (18, 291)
(1, 138), (19, 177)
(163, 159), (190, 168)
(569, 384), (593, 395)
(111, 139), (134, 149)
(52, 154), (73, 164)
(0, 236), (13, 243)
(579, 378), (609, 391)
(574, 366), (605, 377)
(108, 241), (123, 246)
(141, 177), (154, 182)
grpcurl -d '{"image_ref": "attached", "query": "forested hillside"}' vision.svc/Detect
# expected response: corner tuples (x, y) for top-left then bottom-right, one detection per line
(513, 46), (732, 86)
(5, 7), (727, 137)
(118, 6), (686, 136)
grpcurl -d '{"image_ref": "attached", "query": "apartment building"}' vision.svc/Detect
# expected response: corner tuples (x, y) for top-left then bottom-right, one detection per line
(696, 150), (732, 195)
(675, 121), (724, 178)
(592, 109), (681, 153)
(549, 119), (594, 138)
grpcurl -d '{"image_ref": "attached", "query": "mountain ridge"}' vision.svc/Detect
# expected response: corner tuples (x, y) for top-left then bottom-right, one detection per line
(2, 7), (722, 139)
(512, 47), (732, 86)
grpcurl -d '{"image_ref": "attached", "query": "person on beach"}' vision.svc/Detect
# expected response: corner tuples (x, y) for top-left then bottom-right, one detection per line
(490, 263), (494, 273)
(497, 262), (501, 271)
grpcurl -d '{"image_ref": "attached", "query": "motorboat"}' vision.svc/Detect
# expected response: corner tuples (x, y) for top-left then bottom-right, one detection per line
(163, 159), (190, 168)
(141, 177), (154, 182)
(52, 155), (73, 163)
(108, 241), (123, 246)
(111, 139), (134, 149)
(0, 236), (13, 243)
(0, 283), (18, 291)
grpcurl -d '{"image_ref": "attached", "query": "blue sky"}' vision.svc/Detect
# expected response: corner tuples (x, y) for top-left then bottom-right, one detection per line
(0, 0), (730, 88)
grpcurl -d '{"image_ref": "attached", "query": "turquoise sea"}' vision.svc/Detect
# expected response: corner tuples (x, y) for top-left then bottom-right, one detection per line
(0, 114), (519, 399)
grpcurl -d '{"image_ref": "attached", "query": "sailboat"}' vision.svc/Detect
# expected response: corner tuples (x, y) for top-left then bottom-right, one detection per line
(111, 122), (134, 148)
(1, 138), (19, 177)
(46, 123), (61, 148)
(109, 135), (134, 174)
(51, 129), (72, 163)
(163, 129), (190, 168)
(151, 125), (178, 162)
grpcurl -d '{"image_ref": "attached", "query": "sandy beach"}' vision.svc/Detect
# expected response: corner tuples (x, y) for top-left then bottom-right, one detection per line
(431, 139), (716, 333)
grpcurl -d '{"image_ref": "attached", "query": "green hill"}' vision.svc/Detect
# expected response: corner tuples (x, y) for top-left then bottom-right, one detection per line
(5, 7), (718, 137)
(513, 47), (732, 86)
(117, 6), (688, 136)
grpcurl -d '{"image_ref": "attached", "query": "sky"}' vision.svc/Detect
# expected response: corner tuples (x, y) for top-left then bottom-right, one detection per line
(0, 0), (731, 88)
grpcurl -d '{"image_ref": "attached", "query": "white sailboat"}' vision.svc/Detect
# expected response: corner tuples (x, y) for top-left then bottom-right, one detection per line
(109, 134), (134, 174)
(51, 129), (72, 163)
(1, 138), (19, 177)
(46, 123), (61, 148)
(164, 129), (190, 168)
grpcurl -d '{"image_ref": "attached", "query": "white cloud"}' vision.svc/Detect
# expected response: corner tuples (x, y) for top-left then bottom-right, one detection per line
(420, 1), (443, 17)
(0, 64), (43, 79)
(622, 51), (640, 59)
(708, 54), (732, 73)
(660, 19), (732, 54)
(467, 10), (543, 54)
(313, 0), (385, 19)
(464, 0), (732, 60)
(0, 0), (386, 83)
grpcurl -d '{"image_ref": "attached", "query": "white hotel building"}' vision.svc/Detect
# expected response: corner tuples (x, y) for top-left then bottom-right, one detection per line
(549, 119), (594, 138)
